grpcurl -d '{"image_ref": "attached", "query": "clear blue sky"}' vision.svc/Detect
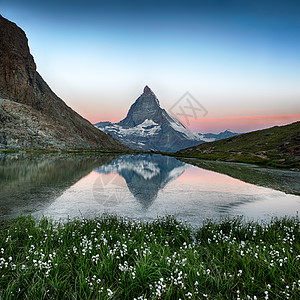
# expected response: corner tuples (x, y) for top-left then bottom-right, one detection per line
(1, 0), (300, 132)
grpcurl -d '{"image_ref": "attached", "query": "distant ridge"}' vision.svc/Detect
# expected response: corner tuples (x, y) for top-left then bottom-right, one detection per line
(177, 121), (300, 169)
(0, 15), (127, 150)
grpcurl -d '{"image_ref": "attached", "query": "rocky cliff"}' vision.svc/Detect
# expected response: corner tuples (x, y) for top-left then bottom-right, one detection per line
(0, 15), (126, 150)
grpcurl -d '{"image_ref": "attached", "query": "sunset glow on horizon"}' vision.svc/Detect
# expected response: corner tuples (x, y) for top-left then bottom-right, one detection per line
(1, 0), (299, 133)
(185, 114), (300, 133)
(85, 110), (300, 134)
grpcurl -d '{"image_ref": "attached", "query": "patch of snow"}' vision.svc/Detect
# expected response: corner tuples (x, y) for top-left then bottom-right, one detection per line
(197, 135), (216, 142)
(164, 164), (190, 185)
(95, 115), (213, 145)
(162, 111), (202, 140)
(96, 159), (160, 180)
(96, 119), (161, 138)
(162, 111), (217, 142)
(139, 119), (159, 127)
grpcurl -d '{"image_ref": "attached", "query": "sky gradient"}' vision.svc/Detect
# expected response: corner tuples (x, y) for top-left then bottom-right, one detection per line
(1, 0), (300, 133)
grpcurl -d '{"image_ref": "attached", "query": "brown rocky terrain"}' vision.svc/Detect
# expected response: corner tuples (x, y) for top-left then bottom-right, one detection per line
(0, 15), (127, 150)
(0, 98), (96, 148)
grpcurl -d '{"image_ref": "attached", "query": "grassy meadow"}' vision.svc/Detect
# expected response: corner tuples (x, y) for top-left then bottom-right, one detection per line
(0, 215), (299, 299)
(175, 121), (300, 170)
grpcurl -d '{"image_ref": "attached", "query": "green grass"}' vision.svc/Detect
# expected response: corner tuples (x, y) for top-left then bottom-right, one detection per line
(173, 152), (300, 169)
(176, 121), (300, 170)
(0, 215), (299, 299)
(183, 121), (300, 153)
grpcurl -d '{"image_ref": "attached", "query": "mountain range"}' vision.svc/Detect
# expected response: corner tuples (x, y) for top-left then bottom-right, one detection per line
(0, 15), (126, 151)
(95, 86), (239, 152)
(5, 14), (294, 161)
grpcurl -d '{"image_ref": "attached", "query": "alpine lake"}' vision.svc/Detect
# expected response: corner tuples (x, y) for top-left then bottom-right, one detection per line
(1, 153), (299, 226)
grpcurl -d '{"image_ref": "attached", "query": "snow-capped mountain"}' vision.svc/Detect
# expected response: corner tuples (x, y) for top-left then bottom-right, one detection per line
(95, 86), (238, 152)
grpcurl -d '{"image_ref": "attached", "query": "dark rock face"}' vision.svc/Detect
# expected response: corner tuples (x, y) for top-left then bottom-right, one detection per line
(0, 15), (126, 150)
(96, 87), (209, 152)
(0, 107), (11, 123)
(95, 86), (240, 152)
(0, 133), (7, 145)
(0, 16), (37, 108)
(119, 87), (162, 128)
(143, 85), (154, 95)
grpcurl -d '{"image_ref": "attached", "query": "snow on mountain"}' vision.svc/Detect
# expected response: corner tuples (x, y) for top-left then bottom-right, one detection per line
(100, 119), (161, 139)
(164, 164), (191, 186)
(96, 157), (161, 180)
(95, 86), (239, 152)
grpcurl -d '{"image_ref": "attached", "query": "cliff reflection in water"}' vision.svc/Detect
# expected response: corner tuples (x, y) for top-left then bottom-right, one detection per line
(95, 154), (189, 208)
(1, 153), (299, 223)
(0, 153), (116, 219)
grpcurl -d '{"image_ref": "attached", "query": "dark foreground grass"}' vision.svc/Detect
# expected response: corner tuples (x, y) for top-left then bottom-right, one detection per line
(0, 216), (299, 299)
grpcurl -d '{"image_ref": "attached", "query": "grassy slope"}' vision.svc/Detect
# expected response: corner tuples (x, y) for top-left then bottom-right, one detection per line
(176, 121), (300, 169)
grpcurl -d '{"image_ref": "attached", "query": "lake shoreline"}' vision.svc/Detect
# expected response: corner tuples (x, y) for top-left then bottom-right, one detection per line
(1, 148), (299, 172)
(1, 152), (299, 222)
(170, 153), (300, 172)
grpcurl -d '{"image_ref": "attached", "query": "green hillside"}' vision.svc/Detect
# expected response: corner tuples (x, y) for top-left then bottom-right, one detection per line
(176, 121), (300, 169)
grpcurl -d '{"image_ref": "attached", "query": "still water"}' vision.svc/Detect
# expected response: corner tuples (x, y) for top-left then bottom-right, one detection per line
(0, 153), (299, 226)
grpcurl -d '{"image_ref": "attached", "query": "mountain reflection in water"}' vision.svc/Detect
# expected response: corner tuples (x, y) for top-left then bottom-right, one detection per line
(1, 153), (299, 224)
(95, 155), (189, 208)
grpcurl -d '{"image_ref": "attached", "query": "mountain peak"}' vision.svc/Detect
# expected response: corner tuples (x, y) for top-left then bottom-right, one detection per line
(95, 85), (239, 152)
(143, 85), (154, 95)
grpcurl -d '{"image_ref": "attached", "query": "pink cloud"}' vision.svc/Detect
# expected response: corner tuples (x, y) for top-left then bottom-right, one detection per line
(183, 114), (300, 133)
